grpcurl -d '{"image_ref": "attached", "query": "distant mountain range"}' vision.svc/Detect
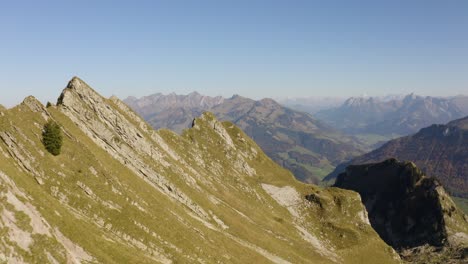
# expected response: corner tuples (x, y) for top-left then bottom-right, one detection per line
(325, 116), (468, 200)
(124, 93), (365, 183)
(315, 94), (468, 137)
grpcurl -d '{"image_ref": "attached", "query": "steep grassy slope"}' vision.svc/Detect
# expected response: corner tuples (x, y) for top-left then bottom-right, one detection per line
(0, 77), (400, 263)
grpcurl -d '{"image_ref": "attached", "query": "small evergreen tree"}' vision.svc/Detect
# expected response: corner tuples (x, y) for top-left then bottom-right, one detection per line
(42, 121), (63, 156)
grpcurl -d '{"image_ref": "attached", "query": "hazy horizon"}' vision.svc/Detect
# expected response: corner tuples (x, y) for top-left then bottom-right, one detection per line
(3, 80), (468, 109)
(1, 1), (467, 107)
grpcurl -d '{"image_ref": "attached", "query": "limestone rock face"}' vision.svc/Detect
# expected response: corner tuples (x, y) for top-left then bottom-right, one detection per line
(21, 96), (50, 121)
(0, 77), (401, 263)
(57, 77), (211, 221)
(22, 96), (45, 113)
(334, 159), (468, 262)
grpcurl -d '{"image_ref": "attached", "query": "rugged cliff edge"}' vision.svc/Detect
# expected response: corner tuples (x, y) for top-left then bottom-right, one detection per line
(0, 77), (400, 263)
(334, 159), (468, 263)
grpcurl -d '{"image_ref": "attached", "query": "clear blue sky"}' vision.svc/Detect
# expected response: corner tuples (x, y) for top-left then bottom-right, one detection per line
(1, 0), (467, 107)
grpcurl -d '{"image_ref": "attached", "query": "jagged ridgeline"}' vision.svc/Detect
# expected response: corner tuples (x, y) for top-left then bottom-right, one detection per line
(124, 92), (365, 184)
(0, 77), (400, 263)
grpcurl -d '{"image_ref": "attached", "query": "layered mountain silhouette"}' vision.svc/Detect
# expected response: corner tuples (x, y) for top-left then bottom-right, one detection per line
(316, 94), (468, 137)
(0, 77), (404, 263)
(124, 93), (365, 183)
(325, 116), (468, 203)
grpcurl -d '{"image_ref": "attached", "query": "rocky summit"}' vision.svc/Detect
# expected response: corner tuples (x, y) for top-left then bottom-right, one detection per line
(334, 159), (468, 263)
(0, 77), (401, 263)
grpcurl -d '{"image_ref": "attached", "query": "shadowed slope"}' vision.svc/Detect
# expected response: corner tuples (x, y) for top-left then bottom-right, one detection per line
(334, 159), (468, 263)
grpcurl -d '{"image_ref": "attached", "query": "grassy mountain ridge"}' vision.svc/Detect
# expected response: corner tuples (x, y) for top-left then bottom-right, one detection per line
(124, 93), (365, 183)
(0, 77), (399, 263)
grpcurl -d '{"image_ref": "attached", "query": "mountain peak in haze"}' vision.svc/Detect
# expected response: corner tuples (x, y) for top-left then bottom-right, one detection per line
(188, 91), (201, 96)
(257, 98), (279, 106)
(402, 92), (419, 103)
(317, 93), (468, 136)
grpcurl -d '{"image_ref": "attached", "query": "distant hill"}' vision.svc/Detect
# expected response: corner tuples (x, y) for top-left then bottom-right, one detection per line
(315, 94), (468, 137)
(325, 116), (468, 200)
(125, 93), (365, 183)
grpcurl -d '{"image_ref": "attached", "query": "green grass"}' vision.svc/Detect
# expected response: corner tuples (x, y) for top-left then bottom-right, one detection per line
(278, 150), (335, 181)
(452, 197), (468, 215)
(354, 133), (402, 149)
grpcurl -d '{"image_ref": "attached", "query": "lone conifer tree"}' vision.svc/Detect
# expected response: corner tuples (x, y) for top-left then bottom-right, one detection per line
(42, 121), (63, 156)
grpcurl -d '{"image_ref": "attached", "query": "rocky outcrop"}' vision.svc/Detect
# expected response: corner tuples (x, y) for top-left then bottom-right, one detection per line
(21, 96), (50, 121)
(334, 159), (468, 262)
(22, 96), (46, 113)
